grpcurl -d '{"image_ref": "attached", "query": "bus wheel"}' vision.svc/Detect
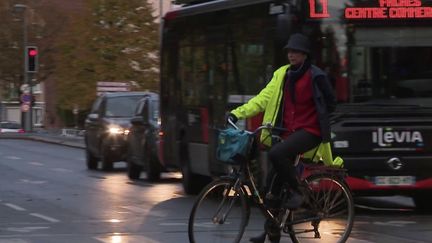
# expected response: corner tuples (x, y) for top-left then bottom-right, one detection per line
(181, 163), (210, 195)
(413, 193), (432, 212)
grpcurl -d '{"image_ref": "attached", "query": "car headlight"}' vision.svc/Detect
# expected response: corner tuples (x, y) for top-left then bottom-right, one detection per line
(107, 125), (129, 135)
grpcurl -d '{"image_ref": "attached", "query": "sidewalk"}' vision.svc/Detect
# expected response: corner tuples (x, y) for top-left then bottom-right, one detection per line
(0, 129), (85, 149)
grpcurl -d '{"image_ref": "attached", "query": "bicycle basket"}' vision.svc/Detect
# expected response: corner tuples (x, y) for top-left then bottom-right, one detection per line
(216, 128), (253, 165)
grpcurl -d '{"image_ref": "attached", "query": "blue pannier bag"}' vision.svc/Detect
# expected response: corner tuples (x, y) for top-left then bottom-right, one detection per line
(216, 128), (252, 164)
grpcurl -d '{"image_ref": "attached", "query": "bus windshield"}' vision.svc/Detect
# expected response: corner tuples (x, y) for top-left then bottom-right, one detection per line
(302, 0), (432, 107)
(348, 29), (432, 104)
(161, 0), (432, 126)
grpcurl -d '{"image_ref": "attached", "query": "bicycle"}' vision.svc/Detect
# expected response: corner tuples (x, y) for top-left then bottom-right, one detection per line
(188, 122), (354, 243)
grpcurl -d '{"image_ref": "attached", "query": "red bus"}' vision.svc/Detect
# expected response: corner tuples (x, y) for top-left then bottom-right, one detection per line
(160, 0), (432, 211)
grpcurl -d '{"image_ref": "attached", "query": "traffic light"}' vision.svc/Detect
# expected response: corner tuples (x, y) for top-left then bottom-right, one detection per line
(26, 46), (38, 73)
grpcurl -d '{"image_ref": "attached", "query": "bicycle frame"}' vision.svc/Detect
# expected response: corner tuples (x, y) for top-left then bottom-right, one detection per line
(221, 150), (283, 227)
(223, 120), (349, 229)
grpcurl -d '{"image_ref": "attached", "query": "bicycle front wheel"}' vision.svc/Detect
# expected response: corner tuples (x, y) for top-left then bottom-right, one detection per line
(188, 178), (249, 243)
(287, 174), (354, 243)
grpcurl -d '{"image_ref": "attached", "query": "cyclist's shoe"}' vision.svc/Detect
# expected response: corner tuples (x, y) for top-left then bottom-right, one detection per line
(283, 190), (303, 209)
(265, 218), (281, 243)
(268, 232), (281, 243)
(249, 232), (266, 243)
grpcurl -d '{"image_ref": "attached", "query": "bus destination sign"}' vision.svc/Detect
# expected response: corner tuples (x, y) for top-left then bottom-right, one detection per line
(309, 0), (432, 19)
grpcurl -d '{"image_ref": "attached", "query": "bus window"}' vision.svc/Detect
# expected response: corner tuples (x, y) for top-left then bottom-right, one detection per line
(348, 27), (432, 104)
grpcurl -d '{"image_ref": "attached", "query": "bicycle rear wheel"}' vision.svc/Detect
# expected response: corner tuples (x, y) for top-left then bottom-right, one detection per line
(286, 174), (354, 243)
(188, 178), (249, 243)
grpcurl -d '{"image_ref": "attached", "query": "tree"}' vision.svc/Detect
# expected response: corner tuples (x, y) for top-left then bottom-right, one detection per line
(53, 0), (159, 114)
(0, 0), (69, 102)
(0, 0), (23, 100)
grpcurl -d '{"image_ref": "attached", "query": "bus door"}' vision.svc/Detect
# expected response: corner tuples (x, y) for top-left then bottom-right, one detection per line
(179, 43), (210, 176)
(207, 42), (229, 175)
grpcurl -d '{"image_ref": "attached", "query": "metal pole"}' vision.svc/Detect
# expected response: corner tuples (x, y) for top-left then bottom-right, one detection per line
(159, 0), (164, 58)
(28, 74), (33, 132)
(23, 12), (32, 132)
(15, 4), (31, 132)
(159, 0), (162, 20)
(159, 0), (163, 34)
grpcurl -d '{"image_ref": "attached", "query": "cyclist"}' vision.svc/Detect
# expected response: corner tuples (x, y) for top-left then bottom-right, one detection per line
(227, 33), (336, 243)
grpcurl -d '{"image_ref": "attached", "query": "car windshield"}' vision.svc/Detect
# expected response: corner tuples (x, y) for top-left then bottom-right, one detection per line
(105, 96), (143, 117)
(0, 122), (21, 129)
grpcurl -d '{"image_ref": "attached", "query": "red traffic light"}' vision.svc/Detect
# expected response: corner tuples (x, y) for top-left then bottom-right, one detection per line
(28, 49), (38, 57)
(26, 46), (38, 72)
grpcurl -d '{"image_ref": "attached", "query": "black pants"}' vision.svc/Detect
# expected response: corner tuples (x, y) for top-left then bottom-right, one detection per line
(266, 129), (321, 195)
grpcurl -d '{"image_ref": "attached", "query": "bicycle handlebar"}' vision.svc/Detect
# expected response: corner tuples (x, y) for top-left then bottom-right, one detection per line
(227, 118), (239, 130)
(226, 118), (288, 136)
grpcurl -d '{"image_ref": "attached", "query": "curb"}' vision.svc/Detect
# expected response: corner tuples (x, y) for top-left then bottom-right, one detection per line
(0, 133), (85, 149)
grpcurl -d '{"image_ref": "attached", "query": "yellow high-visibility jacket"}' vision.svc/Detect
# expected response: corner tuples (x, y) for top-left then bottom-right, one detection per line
(231, 64), (341, 167)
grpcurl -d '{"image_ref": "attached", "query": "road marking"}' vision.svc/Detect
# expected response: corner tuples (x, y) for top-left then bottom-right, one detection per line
(120, 205), (149, 213)
(5, 156), (21, 160)
(28, 162), (44, 166)
(6, 226), (50, 233)
(19, 179), (47, 184)
(29, 213), (60, 223)
(0, 240), (31, 243)
(159, 222), (187, 226)
(4, 203), (26, 211)
(148, 210), (167, 217)
(94, 235), (159, 243)
(355, 204), (413, 212)
(374, 220), (416, 227)
(192, 222), (232, 228)
(51, 168), (73, 173)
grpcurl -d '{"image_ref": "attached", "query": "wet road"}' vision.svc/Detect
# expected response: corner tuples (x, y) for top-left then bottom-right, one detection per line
(0, 139), (431, 243)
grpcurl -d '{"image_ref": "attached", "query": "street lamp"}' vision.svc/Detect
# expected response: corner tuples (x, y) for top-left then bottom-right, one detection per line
(14, 4), (33, 132)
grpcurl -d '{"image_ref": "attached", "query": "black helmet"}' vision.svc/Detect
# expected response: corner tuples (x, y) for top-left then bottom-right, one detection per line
(283, 33), (311, 54)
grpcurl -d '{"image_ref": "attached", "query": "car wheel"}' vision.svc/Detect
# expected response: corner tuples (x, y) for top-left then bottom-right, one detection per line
(127, 160), (142, 180)
(146, 154), (161, 181)
(413, 193), (432, 212)
(145, 145), (162, 182)
(101, 145), (113, 171)
(86, 149), (98, 170)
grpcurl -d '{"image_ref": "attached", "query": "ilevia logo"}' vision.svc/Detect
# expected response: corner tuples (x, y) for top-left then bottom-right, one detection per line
(372, 128), (423, 147)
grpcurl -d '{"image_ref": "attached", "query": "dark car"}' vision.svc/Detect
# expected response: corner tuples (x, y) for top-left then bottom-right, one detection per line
(84, 92), (147, 171)
(0, 121), (24, 133)
(126, 93), (166, 181)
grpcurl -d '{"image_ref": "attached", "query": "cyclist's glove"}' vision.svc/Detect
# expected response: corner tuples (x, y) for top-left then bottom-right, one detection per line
(226, 113), (238, 126)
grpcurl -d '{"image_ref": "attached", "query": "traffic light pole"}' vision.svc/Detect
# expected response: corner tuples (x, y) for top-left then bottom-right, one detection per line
(15, 4), (32, 132)
(27, 73), (33, 132)
(22, 8), (32, 132)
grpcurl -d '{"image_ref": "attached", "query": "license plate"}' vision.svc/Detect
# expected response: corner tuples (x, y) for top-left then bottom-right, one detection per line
(374, 176), (416, 186)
